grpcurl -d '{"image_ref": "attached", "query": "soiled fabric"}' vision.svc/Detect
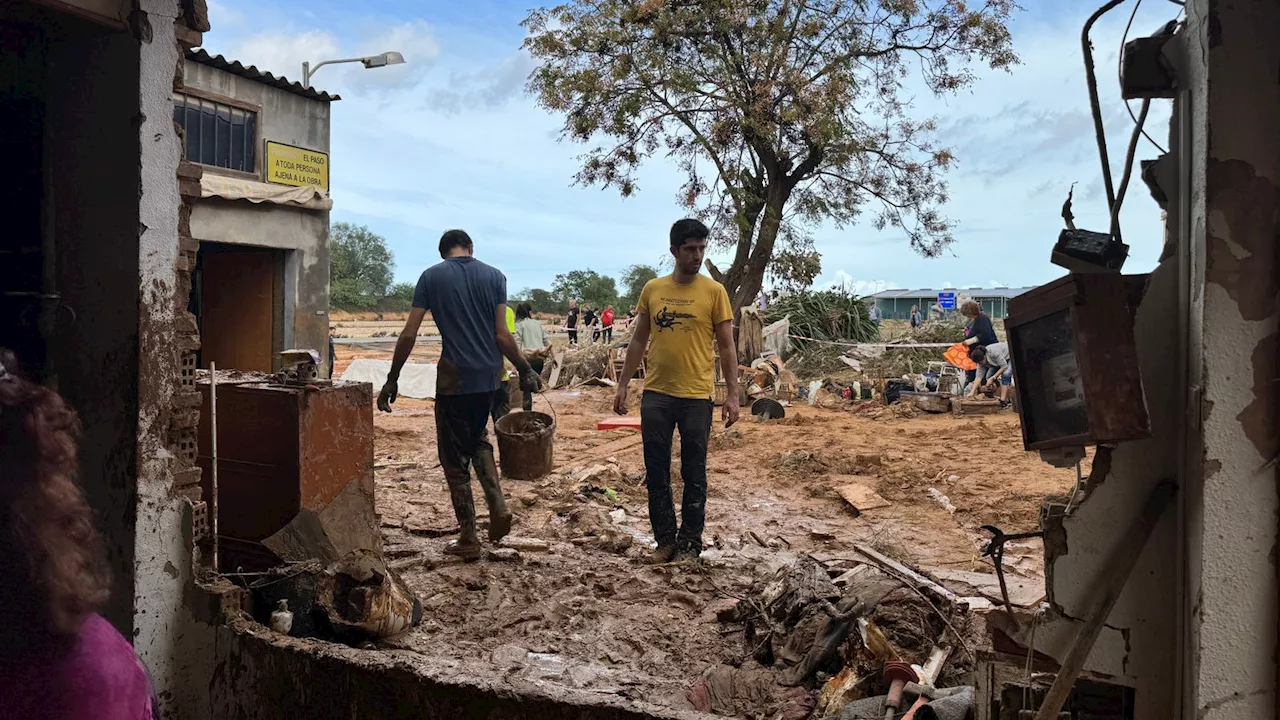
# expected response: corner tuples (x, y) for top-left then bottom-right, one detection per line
(0, 614), (155, 720)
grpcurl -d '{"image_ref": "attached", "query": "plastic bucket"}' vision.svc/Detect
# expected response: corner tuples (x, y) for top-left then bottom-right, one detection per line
(494, 411), (556, 481)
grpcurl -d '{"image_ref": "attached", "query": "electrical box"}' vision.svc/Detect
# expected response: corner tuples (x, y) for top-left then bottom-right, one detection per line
(1004, 273), (1150, 451)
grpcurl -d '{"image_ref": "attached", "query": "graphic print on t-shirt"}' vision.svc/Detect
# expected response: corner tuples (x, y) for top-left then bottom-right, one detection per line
(654, 305), (696, 332)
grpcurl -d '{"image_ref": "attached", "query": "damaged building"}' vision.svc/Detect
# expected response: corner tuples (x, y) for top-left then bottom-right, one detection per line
(179, 48), (335, 376)
(0, 0), (1276, 719)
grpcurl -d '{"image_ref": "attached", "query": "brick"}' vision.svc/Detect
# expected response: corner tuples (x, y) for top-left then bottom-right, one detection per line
(177, 161), (203, 181)
(183, 0), (211, 33)
(174, 22), (202, 49)
(174, 467), (203, 489)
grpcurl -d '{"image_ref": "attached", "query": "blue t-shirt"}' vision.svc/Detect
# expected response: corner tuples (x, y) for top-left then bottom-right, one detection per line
(412, 257), (506, 396)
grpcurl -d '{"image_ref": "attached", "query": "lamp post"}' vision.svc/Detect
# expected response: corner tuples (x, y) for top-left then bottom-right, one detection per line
(301, 51), (406, 88)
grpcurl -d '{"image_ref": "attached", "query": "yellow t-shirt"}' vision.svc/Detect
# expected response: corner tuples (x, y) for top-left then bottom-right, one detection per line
(637, 274), (733, 400)
(503, 305), (516, 380)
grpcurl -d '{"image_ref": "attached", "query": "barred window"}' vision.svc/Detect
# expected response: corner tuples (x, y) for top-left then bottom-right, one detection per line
(173, 93), (257, 173)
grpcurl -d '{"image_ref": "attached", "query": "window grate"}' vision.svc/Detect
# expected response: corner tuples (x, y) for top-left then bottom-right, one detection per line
(173, 93), (256, 173)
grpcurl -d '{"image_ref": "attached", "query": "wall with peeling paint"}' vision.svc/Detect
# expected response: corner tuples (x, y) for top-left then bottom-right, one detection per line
(1183, 0), (1280, 718)
(130, 0), (219, 716)
(1028, 1), (1280, 718)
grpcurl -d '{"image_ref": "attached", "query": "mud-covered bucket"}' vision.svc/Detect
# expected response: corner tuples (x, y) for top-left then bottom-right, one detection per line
(494, 411), (556, 480)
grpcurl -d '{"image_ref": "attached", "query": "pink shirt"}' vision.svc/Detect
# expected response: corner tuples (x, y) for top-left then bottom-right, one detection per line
(0, 614), (155, 720)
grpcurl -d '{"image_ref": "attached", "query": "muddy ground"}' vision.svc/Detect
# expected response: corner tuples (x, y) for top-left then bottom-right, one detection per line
(335, 345), (1077, 713)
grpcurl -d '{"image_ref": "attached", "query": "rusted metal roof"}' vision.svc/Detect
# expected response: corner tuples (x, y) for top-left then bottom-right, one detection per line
(186, 49), (341, 102)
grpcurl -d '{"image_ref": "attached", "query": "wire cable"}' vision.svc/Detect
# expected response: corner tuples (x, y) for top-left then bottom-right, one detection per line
(1119, 0), (1170, 154)
(1082, 0), (1128, 226)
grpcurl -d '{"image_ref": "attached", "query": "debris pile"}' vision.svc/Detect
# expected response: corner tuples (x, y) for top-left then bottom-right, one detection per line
(696, 554), (977, 719)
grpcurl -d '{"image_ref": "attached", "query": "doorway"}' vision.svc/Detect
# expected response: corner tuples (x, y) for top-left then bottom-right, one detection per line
(193, 243), (284, 372)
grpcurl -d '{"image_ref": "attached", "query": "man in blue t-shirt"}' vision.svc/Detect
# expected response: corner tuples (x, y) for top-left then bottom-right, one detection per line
(377, 229), (542, 560)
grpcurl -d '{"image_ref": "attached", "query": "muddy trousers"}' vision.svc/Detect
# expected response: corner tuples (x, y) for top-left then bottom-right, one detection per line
(521, 358), (545, 412)
(435, 392), (507, 537)
(641, 391), (712, 555)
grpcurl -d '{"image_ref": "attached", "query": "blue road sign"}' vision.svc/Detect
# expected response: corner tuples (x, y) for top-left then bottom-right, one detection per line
(937, 292), (957, 310)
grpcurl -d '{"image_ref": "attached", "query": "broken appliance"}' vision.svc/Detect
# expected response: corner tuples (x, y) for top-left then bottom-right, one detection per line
(1004, 273), (1150, 466)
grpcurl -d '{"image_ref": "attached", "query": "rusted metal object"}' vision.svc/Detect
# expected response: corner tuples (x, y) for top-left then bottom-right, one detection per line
(1004, 273), (1150, 451)
(197, 379), (374, 543)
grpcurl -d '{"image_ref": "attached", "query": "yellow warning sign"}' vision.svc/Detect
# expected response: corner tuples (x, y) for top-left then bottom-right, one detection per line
(265, 141), (329, 190)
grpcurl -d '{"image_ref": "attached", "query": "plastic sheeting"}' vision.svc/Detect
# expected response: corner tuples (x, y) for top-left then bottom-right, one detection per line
(200, 172), (334, 210)
(763, 316), (791, 358)
(341, 359), (436, 399)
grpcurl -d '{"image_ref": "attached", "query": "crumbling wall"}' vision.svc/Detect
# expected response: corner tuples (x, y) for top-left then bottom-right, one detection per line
(1183, 0), (1280, 717)
(1031, 1), (1280, 718)
(208, 617), (713, 720)
(131, 0), (221, 715)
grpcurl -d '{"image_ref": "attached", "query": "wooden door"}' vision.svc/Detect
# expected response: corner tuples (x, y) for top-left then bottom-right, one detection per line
(201, 249), (276, 371)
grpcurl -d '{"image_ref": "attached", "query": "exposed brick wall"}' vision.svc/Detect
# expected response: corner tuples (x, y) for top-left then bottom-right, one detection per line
(172, 17), (206, 540)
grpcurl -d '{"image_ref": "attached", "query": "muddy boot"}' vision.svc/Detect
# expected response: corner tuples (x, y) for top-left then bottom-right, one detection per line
(649, 545), (677, 564)
(474, 445), (513, 542)
(444, 475), (482, 560)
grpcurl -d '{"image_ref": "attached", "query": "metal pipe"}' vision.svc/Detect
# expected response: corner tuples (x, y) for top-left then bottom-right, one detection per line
(210, 361), (219, 573)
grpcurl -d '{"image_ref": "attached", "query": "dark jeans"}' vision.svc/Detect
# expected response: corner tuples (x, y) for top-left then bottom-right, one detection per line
(641, 390), (712, 554)
(522, 358), (545, 411)
(490, 379), (512, 425)
(436, 392), (504, 535)
(568, 329), (578, 344)
(603, 328), (613, 343)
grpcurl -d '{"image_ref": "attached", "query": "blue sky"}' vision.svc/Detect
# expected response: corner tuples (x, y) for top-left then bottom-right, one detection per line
(203, 0), (1183, 296)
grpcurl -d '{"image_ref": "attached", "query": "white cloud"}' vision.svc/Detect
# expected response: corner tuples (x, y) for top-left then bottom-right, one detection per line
(201, 1), (1181, 293)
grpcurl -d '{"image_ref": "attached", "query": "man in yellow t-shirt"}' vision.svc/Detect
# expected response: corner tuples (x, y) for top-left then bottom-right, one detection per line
(614, 218), (739, 563)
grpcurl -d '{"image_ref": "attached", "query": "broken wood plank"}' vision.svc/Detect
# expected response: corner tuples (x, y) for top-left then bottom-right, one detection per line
(547, 349), (566, 389)
(831, 476), (892, 516)
(596, 415), (642, 431)
(924, 568), (1045, 608)
(851, 544), (958, 604)
(405, 524), (460, 538)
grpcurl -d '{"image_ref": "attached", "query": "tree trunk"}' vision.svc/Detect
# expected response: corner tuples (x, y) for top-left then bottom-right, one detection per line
(723, 189), (787, 312)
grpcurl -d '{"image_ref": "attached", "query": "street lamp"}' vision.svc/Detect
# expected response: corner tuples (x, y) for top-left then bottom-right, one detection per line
(301, 51), (406, 88)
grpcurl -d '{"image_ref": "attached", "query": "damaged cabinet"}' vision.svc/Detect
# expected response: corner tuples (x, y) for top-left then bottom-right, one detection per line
(197, 380), (375, 546)
(1004, 273), (1150, 452)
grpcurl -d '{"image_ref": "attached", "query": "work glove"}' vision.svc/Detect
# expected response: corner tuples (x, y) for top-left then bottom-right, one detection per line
(377, 378), (398, 412)
(519, 367), (543, 394)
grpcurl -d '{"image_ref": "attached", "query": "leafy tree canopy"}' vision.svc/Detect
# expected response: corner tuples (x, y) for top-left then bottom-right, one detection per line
(619, 264), (659, 309)
(330, 222), (395, 311)
(524, 0), (1018, 309)
(551, 269), (620, 309)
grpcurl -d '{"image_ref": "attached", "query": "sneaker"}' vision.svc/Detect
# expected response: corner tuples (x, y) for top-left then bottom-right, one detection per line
(649, 545), (677, 564)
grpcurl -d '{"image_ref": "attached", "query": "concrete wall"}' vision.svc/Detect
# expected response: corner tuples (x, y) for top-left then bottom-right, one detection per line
(1025, 2), (1280, 718)
(182, 59), (332, 156)
(1182, 1), (1280, 717)
(209, 617), (713, 720)
(130, 0), (220, 715)
(182, 59), (332, 369)
(190, 199), (331, 362)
